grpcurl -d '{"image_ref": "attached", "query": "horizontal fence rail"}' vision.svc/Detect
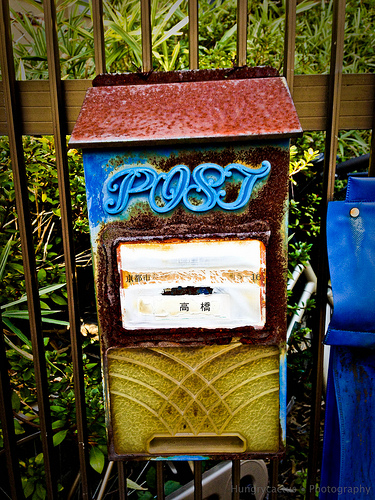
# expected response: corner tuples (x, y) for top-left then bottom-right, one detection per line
(0, 0), (374, 499)
(0, 74), (374, 136)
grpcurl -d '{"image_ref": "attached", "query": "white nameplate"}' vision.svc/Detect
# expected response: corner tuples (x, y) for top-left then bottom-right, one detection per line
(117, 239), (266, 330)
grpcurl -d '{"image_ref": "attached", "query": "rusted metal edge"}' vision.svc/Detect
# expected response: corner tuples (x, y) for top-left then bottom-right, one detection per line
(92, 66), (280, 87)
(110, 230), (271, 246)
(70, 132), (302, 150)
(106, 445), (286, 462)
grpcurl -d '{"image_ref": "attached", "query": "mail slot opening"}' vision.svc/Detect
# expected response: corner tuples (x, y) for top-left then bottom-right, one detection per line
(117, 238), (266, 330)
(162, 286), (213, 296)
(148, 434), (246, 454)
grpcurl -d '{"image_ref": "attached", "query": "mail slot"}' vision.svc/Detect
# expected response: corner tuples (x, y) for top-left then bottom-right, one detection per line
(69, 67), (302, 460)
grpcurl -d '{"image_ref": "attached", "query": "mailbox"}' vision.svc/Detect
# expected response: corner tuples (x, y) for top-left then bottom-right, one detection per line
(70, 67), (302, 460)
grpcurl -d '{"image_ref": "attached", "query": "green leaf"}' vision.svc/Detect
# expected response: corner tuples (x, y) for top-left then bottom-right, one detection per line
(3, 334), (33, 360)
(53, 429), (68, 446)
(11, 391), (21, 412)
(35, 453), (44, 465)
(23, 368), (34, 381)
(14, 418), (25, 435)
(41, 318), (69, 326)
(23, 480), (35, 498)
(153, 18), (189, 49)
(217, 23), (237, 47)
(164, 480), (181, 496)
(2, 318), (32, 347)
(37, 268), (47, 281)
(145, 466), (156, 490)
(0, 237), (12, 281)
(52, 419), (65, 429)
(51, 293), (67, 305)
(38, 283), (67, 296)
(127, 478), (147, 491)
(10, 263), (25, 273)
(1, 283), (66, 310)
(89, 446), (105, 474)
(85, 363), (98, 370)
(35, 483), (47, 499)
(136, 492), (153, 499)
(50, 405), (65, 412)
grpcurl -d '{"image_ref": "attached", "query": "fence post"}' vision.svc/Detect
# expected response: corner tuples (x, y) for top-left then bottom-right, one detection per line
(236, 0), (247, 66)
(283, 0), (297, 96)
(306, 0), (347, 498)
(0, 314), (24, 499)
(188, 0), (199, 69)
(0, 0), (58, 496)
(92, 0), (106, 75)
(141, 0), (152, 72)
(42, 0), (91, 496)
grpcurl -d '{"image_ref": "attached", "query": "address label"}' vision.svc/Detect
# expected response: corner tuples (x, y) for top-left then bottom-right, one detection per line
(117, 238), (266, 330)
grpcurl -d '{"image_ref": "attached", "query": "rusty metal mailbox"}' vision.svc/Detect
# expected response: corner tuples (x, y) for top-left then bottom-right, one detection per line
(69, 68), (302, 460)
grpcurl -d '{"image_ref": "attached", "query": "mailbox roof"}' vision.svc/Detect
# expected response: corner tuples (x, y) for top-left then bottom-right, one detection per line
(69, 76), (302, 148)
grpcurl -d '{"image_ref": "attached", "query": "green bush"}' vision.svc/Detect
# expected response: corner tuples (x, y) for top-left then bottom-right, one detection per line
(10, 0), (375, 76)
(4, 334), (105, 498)
(0, 136), (88, 305)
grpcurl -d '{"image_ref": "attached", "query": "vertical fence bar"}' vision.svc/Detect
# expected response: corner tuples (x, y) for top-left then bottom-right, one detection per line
(0, 314), (24, 499)
(0, 1), (58, 497)
(270, 459), (278, 500)
(283, 0), (297, 96)
(232, 460), (240, 500)
(92, 0), (106, 75)
(236, 0), (247, 66)
(193, 461), (202, 500)
(42, 0), (91, 497)
(140, 0), (152, 72)
(306, 1), (346, 498)
(188, 0), (199, 69)
(118, 462), (128, 500)
(156, 462), (165, 500)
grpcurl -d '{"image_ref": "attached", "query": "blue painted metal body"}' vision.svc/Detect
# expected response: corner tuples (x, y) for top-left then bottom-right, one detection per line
(82, 142), (279, 256)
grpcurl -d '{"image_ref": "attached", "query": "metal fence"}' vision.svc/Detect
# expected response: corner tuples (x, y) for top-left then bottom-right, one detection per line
(0, 0), (374, 499)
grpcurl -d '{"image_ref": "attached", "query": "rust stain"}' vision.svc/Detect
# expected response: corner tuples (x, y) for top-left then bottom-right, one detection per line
(96, 145), (288, 350)
(69, 76), (302, 149)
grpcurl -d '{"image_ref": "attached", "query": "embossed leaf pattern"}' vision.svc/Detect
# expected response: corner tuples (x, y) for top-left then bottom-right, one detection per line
(108, 343), (280, 454)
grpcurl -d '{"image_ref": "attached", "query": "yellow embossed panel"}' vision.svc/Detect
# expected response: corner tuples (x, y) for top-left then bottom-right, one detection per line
(107, 343), (280, 456)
